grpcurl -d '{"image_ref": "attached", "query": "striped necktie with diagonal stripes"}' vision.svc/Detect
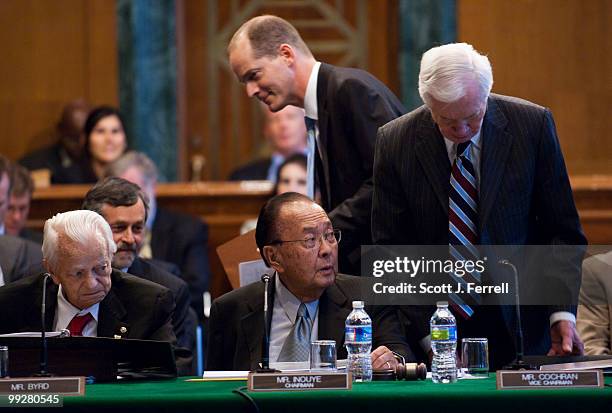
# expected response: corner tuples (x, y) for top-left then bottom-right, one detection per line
(448, 141), (480, 319)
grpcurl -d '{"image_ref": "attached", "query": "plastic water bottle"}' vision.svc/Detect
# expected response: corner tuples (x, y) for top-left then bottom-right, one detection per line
(345, 300), (372, 382)
(430, 301), (457, 383)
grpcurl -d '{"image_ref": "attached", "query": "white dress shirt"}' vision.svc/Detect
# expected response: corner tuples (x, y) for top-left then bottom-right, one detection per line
(53, 284), (100, 336)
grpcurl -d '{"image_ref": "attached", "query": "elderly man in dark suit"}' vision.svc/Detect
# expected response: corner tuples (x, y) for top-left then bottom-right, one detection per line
(0, 210), (176, 344)
(206, 192), (412, 371)
(228, 15), (405, 275)
(81, 177), (196, 354)
(372, 42), (586, 369)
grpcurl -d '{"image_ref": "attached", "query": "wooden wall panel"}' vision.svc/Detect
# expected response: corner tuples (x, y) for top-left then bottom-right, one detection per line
(0, 0), (118, 162)
(458, 0), (612, 175)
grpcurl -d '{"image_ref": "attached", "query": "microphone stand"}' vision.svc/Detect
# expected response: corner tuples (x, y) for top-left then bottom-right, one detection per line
(254, 273), (279, 373)
(34, 273), (53, 377)
(499, 260), (534, 370)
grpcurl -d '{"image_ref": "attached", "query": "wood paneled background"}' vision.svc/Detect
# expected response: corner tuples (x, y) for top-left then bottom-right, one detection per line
(0, 0), (609, 177)
(0, 0), (118, 161)
(458, 0), (612, 174)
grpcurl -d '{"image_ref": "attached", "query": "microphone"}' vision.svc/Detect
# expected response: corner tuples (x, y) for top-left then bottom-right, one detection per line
(34, 273), (53, 377)
(499, 259), (534, 370)
(254, 273), (279, 373)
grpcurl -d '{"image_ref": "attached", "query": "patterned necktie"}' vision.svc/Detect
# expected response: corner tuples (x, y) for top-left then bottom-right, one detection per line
(304, 117), (317, 200)
(67, 313), (93, 337)
(448, 141), (480, 319)
(277, 303), (312, 362)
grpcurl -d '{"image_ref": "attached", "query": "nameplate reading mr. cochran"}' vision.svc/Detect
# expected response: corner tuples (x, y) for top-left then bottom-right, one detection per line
(496, 370), (603, 390)
(248, 372), (351, 392)
(0, 377), (85, 396)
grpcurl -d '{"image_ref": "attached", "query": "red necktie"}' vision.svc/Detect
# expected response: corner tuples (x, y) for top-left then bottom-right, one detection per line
(67, 313), (93, 336)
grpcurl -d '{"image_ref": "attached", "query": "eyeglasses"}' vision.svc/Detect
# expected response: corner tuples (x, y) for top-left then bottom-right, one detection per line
(270, 229), (341, 249)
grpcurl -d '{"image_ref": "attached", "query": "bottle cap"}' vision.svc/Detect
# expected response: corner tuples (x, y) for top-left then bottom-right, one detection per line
(436, 301), (449, 307)
(352, 300), (364, 309)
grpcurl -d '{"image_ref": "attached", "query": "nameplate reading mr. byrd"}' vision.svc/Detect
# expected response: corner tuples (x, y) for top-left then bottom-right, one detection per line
(496, 370), (603, 390)
(0, 377), (85, 396)
(248, 372), (351, 392)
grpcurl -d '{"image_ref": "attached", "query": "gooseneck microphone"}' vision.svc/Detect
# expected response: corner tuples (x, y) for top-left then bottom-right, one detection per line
(499, 259), (534, 370)
(34, 273), (53, 377)
(255, 273), (279, 373)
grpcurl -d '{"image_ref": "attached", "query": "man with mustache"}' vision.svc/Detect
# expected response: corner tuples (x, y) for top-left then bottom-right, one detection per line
(206, 192), (412, 370)
(81, 177), (196, 356)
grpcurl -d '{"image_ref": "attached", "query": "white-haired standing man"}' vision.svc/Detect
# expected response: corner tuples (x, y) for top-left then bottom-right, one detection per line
(372, 43), (586, 370)
(0, 209), (177, 343)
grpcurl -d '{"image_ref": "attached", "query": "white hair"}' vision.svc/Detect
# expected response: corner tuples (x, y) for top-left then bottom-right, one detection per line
(42, 210), (117, 271)
(418, 42), (493, 106)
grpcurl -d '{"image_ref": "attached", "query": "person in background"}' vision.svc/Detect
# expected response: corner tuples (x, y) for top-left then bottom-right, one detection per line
(229, 105), (307, 182)
(577, 252), (612, 355)
(19, 99), (92, 184)
(0, 155), (10, 236)
(240, 153), (309, 234)
(82, 106), (128, 183)
(107, 151), (210, 319)
(5, 162), (43, 244)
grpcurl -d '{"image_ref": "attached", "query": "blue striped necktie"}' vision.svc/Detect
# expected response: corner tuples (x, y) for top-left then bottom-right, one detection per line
(448, 141), (480, 319)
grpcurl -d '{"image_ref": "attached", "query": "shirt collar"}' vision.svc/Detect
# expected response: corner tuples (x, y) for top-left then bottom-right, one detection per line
(275, 274), (319, 323)
(444, 130), (482, 160)
(304, 62), (321, 120)
(55, 284), (100, 330)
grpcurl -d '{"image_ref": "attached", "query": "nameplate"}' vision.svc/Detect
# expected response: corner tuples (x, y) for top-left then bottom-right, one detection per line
(0, 377), (85, 396)
(248, 371), (352, 392)
(496, 370), (603, 390)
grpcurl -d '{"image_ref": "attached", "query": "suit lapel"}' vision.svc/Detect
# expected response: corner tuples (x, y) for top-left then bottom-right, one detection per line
(240, 277), (273, 369)
(479, 97), (512, 231)
(415, 114), (452, 214)
(98, 290), (129, 338)
(318, 282), (351, 358)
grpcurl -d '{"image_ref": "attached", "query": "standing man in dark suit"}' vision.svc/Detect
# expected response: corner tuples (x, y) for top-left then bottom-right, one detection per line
(0, 210), (176, 345)
(227, 15), (405, 274)
(107, 151), (210, 319)
(81, 177), (196, 355)
(372, 42), (586, 368)
(206, 192), (412, 371)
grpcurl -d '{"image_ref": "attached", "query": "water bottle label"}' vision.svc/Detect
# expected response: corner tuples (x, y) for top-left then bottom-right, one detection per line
(431, 326), (457, 341)
(345, 325), (372, 343)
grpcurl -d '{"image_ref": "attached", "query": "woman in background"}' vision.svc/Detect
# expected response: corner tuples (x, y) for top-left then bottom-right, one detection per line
(82, 106), (128, 182)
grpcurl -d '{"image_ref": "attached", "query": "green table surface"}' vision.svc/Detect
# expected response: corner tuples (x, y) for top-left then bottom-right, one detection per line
(22, 375), (612, 413)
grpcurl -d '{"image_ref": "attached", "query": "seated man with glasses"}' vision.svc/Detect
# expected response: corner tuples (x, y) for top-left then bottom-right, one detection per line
(206, 192), (413, 370)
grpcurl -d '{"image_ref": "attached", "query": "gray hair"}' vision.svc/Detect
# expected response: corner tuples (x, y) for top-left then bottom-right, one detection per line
(106, 151), (158, 186)
(43, 210), (117, 271)
(418, 42), (493, 106)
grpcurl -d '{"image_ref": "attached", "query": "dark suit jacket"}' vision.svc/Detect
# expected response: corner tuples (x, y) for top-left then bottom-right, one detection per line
(228, 158), (272, 181)
(0, 269), (176, 344)
(127, 257), (196, 352)
(315, 63), (405, 273)
(151, 207), (211, 318)
(0, 235), (43, 284)
(19, 143), (90, 184)
(206, 273), (413, 371)
(19, 228), (43, 245)
(372, 94), (587, 357)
